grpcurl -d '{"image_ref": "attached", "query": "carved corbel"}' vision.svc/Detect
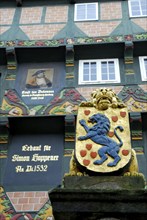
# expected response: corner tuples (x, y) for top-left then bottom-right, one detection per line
(124, 41), (134, 64)
(65, 45), (74, 83)
(124, 40), (134, 77)
(66, 46), (74, 66)
(70, 0), (76, 4)
(16, 0), (23, 7)
(65, 115), (75, 143)
(65, 115), (75, 130)
(129, 112), (143, 153)
(130, 112), (142, 138)
(130, 112), (142, 123)
(6, 47), (17, 70)
(65, 115), (75, 135)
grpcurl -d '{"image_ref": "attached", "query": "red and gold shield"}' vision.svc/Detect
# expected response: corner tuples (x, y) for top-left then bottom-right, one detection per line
(75, 106), (132, 173)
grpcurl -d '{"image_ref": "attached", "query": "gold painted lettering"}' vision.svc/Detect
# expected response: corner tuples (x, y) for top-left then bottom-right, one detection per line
(25, 165), (33, 172)
(12, 155), (30, 162)
(31, 154), (59, 162)
(44, 145), (51, 151)
(15, 166), (24, 173)
(22, 145), (41, 151)
(25, 165), (48, 172)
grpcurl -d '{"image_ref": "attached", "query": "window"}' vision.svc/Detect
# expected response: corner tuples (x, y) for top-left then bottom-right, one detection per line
(74, 3), (98, 21)
(128, 0), (147, 17)
(78, 59), (120, 84)
(139, 56), (147, 81)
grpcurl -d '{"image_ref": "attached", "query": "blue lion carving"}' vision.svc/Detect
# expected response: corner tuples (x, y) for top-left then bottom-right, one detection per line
(78, 113), (124, 167)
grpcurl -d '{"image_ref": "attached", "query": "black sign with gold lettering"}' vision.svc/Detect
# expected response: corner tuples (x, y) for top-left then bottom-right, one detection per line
(3, 116), (64, 191)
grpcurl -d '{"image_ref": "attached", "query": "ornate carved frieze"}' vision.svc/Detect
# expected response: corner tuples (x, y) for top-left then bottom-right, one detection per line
(0, 33), (146, 48)
(43, 89), (85, 115)
(118, 86), (147, 112)
(0, 89), (85, 116)
(0, 90), (28, 116)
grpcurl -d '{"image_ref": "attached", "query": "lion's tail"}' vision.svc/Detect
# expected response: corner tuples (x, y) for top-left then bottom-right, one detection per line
(114, 125), (124, 147)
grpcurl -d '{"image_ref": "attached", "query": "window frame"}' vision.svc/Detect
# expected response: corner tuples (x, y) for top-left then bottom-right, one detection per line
(128, 0), (147, 18)
(74, 2), (98, 21)
(139, 56), (147, 81)
(78, 58), (120, 85)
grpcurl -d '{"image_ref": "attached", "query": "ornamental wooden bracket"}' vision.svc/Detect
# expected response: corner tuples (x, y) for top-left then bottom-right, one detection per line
(65, 45), (74, 84)
(70, 0), (76, 3)
(124, 41), (134, 64)
(16, 0), (23, 7)
(130, 112), (142, 123)
(65, 115), (75, 133)
(6, 47), (17, 70)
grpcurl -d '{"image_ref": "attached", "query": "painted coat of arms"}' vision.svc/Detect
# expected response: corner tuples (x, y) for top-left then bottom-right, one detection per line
(75, 88), (131, 173)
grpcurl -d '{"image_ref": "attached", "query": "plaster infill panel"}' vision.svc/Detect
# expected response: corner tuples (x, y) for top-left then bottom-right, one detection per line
(20, 24), (66, 40)
(7, 191), (49, 212)
(131, 18), (147, 31)
(20, 7), (43, 24)
(100, 2), (122, 20)
(76, 21), (121, 37)
(0, 9), (15, 25)
(45, 6), (68, 23)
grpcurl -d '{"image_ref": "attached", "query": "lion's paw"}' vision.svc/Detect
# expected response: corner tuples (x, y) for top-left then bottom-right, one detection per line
(77, 172), (85, 176)
(64, 171), (88, 177)
(124, 171), (145, 179)
(64, 173), (70, 177)
(64, 171), (76, 177)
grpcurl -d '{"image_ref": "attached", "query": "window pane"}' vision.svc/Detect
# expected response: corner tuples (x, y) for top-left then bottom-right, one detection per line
(142, 8), (147, 15)
(109, 61), (115, 80)
(141, 0), (147, 14)
(108, 61), (115, 71)
(139, 0), (147, 15)
(101, 62), (107, 73)
(101, 62), (108, 80)
(101, 61), (116, 81)
(130, 0), (147, 16)
(91, 75), (97, 81)
(144, 58), (147, 77)
(141, 0), (147, 15)
(131, 1), (140, 16)
(109, 73), (115, 80)
(91, 62), (97, 81)
(87, 4), (96, 19)
(84, 62), (89, 69)
(102, 73), (108, 80)
(83, 62), (89, 81)
(83, 75), (89, 81)
(77, 5), (86, 20)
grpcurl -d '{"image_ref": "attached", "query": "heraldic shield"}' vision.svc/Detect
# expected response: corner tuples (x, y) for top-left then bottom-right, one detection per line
(75, 89), (132, 173)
